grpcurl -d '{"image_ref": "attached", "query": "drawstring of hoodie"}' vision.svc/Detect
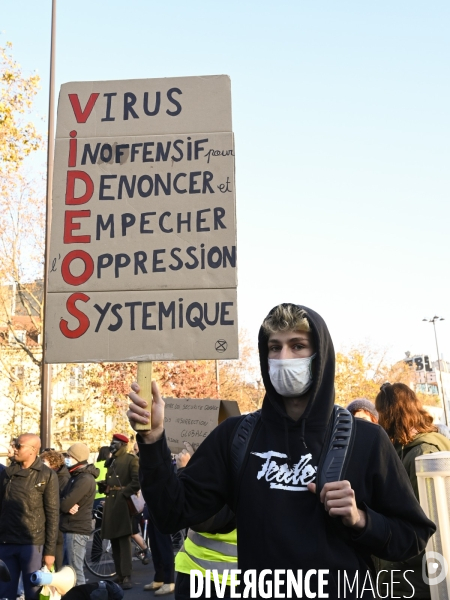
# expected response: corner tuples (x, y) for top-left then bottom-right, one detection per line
(283, 420), (292, 467)
(299, 418), (308, 449)
(284, 417), (308, 469)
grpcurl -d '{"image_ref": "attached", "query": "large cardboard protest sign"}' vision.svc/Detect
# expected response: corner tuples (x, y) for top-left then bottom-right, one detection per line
(45, 76), (237, 363)
(164, 397), (240, 454)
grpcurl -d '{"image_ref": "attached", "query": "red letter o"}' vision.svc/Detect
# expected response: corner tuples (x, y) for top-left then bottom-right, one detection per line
(61, 250), (94, 286)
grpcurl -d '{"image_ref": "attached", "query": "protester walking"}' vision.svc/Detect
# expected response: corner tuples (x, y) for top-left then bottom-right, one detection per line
(101, 434), (139, 590)
(0, 433), (59, 600)
(60, 442), (99, 586)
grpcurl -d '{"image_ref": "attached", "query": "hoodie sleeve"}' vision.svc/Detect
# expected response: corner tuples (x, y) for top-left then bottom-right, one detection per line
(348, 426), (436, 561)
(138, 420), (235, 534)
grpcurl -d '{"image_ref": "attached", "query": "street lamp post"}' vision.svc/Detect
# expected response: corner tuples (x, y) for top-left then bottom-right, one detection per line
(40, 0), (57, 449)
(423, 316), (448, 427)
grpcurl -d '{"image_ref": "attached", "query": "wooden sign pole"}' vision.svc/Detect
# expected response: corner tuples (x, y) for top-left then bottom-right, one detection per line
(135, 361), (153, 431)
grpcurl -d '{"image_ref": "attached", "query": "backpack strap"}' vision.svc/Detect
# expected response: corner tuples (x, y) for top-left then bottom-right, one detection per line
(317, 405), (355, 491)
(230, 410), (262, 505)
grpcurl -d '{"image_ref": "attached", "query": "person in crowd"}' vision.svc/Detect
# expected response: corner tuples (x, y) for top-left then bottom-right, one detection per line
(101, 434), (139, 590)
(142, 507), (175, 596)
(60, 442), (99, 586)
(92, 445), (111, 563)
(94, 446), (110, 511)
(130, 443), (151, 566)
(41, 449), (71, 492)
(128, 303), (436, 599)
(7, 437), (17, 465)
(346, 398), (378, 423)
(172, 442), (236, 600)
(6, 437), (24, 599)
(376, 382), (450, 599)
(0, 433), (59, 600)
(40, 449), (70, 570)
(435, 422), (450, 439)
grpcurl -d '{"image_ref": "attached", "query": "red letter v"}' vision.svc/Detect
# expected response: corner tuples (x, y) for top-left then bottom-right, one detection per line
(68, 93), (100, 123)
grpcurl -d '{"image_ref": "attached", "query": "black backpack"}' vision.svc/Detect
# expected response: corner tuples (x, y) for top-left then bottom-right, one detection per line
(230, 405), (355, 502)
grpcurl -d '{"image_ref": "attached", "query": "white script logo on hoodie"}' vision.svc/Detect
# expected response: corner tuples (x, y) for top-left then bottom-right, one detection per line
(251, 450), (317, 491)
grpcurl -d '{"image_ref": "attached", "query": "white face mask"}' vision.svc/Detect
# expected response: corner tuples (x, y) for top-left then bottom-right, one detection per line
(268, 355), (316, 398)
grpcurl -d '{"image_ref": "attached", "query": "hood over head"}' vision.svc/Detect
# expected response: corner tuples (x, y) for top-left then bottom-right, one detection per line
(258, 303), (335, 438)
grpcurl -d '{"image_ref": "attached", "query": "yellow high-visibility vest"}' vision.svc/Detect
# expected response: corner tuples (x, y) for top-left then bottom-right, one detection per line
(175, 528), (237, 584)
(94, 460), (108, 499)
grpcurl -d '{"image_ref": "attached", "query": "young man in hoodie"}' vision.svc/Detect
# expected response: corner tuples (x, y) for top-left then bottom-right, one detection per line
(128, 304), (436, 599)
(60, 442), (99, 586)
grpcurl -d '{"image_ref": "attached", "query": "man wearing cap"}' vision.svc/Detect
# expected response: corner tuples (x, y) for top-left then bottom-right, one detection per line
(101, 434), (140, 590)
(60, 443), (100, 586)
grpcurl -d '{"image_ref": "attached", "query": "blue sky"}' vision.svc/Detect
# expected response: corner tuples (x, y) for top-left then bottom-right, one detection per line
(2, 0), (450, 364)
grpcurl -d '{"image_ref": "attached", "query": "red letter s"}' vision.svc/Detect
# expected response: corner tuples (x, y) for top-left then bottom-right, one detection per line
(60, 293), (90, 339)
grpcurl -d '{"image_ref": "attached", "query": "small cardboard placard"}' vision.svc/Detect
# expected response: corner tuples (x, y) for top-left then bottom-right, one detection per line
(164, 397), (240, 454)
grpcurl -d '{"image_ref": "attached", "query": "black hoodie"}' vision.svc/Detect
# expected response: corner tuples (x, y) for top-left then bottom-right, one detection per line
(139, 304), (435, 599)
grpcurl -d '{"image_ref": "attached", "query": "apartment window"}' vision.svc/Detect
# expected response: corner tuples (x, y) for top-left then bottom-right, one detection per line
(13, 365), (25, 380)
(69, 367), (84, 390)
(69, 415), (84, 439)
(9, 330), (26, 346)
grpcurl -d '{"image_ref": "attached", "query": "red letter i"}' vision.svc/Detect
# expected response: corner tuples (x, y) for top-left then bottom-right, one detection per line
(68, 130), (77, 167)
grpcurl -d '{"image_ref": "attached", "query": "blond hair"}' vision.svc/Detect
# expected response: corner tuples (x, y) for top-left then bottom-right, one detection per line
(262, 304), (311, 335)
